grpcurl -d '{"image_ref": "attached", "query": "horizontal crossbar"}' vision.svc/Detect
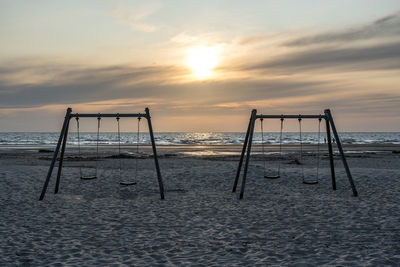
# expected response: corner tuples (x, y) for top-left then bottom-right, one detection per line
(256, 114), (327, 119)
(69, 113), (147, 118)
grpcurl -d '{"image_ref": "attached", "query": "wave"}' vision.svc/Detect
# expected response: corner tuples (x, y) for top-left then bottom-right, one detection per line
(0, 132), (399, 146)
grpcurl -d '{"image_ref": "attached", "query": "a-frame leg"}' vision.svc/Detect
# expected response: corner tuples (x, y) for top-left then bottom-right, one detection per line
(39, 108), (72, 200)
(232, 116), (252, 192)
(145, 107), (165, 200)
(324, 109), (358, 197)
(54, 117), (70, 194)
(239, 109), (257, 199)
(325, 117), (336, 191)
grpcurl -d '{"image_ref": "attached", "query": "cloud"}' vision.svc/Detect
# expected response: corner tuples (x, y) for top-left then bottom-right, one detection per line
(285, 12), (400, 46)
(171, 32), (226, 46)
(1, 59), (399, 131)
(247, 41), (400, 73)
(171, 33), (203, 44)
(0, 61), (188, 108)
(1, 57), (341, 114)
(110, 2), (161, 32)
(228, 12), (400, 74)
(1, 12), (400, 131)
(233, 34), (289, 46)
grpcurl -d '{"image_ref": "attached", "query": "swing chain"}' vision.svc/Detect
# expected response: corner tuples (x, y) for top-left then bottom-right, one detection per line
(278, 116), (284, 175)
(116, 115), (122, 178)
(298, 115), (305, 180)
(116, 115), (121, 155)
(75, 116), (83, 178)
(136, 117), (141, 179)
(260, 117), (266, 176)
(96, 116), (101, 177)
(316, 116), (322, 182)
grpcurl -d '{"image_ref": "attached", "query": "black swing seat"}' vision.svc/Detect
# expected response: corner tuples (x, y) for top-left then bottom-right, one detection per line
(120, 181), (137, 186)
(264, 175), (280, 179)
(303, 180), (318, 185)
(80, 176), (97, 180)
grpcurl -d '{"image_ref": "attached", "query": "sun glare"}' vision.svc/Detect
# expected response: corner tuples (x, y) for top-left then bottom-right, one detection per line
(186, 46), (218, 78)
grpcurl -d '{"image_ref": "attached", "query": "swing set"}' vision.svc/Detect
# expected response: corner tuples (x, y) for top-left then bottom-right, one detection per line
(232, 109), (358, 199)
(74, 113), (142, 185)
(260, 115), (322, 184)
(39, 107), (165, 201)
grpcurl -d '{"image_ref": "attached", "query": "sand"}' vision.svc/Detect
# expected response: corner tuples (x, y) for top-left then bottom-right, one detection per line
(0, 144), (400, 266)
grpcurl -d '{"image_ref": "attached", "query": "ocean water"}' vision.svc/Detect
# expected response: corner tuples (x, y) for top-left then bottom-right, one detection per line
(0, 132), (399, 146)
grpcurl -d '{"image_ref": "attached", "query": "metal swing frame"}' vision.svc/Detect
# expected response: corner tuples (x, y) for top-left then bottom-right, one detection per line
(39, 107), (165, 200)
(232, 109), (358, 199)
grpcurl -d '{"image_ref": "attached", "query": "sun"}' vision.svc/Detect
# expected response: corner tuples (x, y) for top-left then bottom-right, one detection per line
(186, 46), (218, 78)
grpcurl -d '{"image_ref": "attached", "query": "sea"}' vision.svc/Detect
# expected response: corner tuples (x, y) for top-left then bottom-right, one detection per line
(0, 132), (399, 146)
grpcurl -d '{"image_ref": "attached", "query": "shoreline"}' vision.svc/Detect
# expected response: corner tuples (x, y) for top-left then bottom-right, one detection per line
(1, 143), (399, 155)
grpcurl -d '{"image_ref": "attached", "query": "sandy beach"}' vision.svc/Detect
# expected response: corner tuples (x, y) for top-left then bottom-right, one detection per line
(0, 144), (399, 266)
(2, 0), (400, 265)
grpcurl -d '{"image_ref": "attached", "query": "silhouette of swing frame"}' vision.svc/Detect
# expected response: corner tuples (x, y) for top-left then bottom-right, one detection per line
(39, 107), (165, 201)
(232, 109), (358, 199)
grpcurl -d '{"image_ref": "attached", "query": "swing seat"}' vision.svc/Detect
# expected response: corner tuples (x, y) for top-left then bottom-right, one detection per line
(80, 176), (97, 180)
(303, 181), (318, 185)
(120, 181), (137, 186)
(264, 175), (280, 179)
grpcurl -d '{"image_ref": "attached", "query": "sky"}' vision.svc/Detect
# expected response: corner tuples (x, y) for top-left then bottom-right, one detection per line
(0, 0), (399, 132)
